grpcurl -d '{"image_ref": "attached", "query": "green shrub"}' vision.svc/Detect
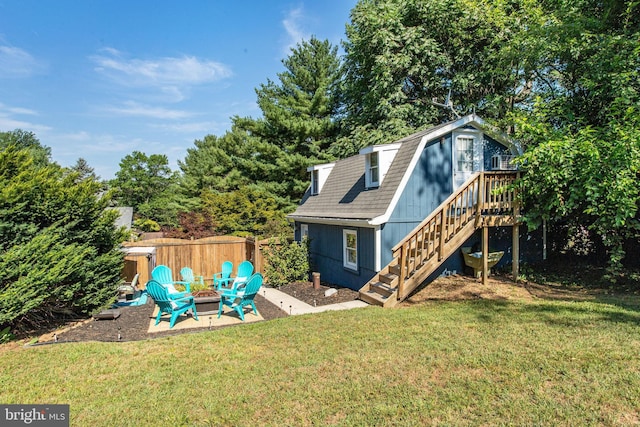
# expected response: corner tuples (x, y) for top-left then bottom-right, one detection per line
(262, 236), (309, 288)
(0, 326), (13, 344)
(133, 218), (161, 232)
(0, 145), (125, 333)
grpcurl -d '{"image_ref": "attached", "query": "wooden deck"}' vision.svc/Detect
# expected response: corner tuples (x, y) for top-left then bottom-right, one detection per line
(359, 171), (521, 307)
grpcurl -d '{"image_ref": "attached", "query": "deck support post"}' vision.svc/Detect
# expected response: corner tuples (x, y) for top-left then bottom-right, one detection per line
(482, 226), (489, 285)
(512, 224), (520, 281)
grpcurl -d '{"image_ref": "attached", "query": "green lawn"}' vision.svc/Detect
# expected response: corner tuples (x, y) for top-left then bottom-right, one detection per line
(1, 295), (639, 426)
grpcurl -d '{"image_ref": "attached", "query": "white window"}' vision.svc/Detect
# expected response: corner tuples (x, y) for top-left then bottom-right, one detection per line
(343, 229), (358, 270)
(368, 152), (379, 186)
(311, 170), (319, 195)
(452, 130), (483, 189)
(307, 163), (335, 195)
(300, 224), (309, 240)
(361, 143), (400, 189)
(456, 136), (474, 172)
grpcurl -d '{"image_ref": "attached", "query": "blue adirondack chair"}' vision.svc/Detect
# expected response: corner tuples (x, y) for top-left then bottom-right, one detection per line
(213, 261), (233, 290)
(217, 272), (263, 321)
(151, 265), (191, 298)
(146, 280), (199, 329)
(180, 267), (204, 286)
(214, 260), (254, 292)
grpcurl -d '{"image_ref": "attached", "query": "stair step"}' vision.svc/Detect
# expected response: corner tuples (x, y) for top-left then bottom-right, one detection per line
(379, 272), (398, 286)
(370, 281), (396, 297)
(358, 287), (398, 308)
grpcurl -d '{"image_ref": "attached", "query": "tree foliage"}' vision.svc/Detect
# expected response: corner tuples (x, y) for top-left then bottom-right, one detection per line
(110, 151), (176, 208)
(335, 0), (541, 156)
(0, 129), (52, 167)
(111, 151), (190, 227)
(179, 38), (340, 219)
(201, 186), (289, 237)
(262, 236), (310, 288)
(511, 0), (640, 271)
(236, 37), (342, 159)
(0, 145), (125, 332)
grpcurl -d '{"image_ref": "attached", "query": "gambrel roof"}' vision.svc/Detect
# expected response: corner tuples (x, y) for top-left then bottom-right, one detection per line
(288, 114), (518, 226)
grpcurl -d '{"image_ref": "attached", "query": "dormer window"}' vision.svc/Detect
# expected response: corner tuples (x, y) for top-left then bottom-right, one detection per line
(360, 143), (401, 189)
(369, 152), (379, 186)
(311, 170), (319, 194)
(308, 162), (335, 195)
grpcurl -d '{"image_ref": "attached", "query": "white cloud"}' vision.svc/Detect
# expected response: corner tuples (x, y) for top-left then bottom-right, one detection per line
(0, 104), (51, 133)
(102, 101), (194, 120)
(0, 45), (46, 78)
(150, 121), (218, 134)
(282, 6), (311, 54)
(0, 102), (38, 116)
(90, 48), (233, 99)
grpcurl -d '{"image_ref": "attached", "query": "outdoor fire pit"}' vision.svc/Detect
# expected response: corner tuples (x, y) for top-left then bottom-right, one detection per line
(191, 290), (220, 315)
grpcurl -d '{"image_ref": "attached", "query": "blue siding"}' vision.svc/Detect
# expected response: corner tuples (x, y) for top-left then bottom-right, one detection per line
(299, 222), (377, 290)
(381, 135), (454, 266)
(380, 131), (513, 266)
(484, 135), (512, 169)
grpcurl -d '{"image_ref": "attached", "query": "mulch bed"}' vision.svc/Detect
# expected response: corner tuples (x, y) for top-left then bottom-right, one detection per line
(38, 282), (359, 344)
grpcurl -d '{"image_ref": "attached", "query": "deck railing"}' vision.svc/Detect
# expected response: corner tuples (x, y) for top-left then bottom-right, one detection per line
(391, 171), (519, 298)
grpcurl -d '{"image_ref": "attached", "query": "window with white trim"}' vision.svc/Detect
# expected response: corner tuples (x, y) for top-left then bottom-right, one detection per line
(310, 170), (319, 195)
(343, 229), (358, 270)
(300, 224), (309, 240)
(307, 163), (334, 195)
(361, 143), (400, 189)
(368, 152), (379, 186)
(456, 136), (474, 172)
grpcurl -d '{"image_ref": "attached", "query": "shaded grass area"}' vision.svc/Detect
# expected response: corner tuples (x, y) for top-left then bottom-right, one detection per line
(1, 296), (639, 426)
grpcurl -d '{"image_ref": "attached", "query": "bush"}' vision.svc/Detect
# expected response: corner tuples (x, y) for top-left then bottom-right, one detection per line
(133, 218), (161, 232)
(262, 236), (309, 288)
(0, 145), (125, 333)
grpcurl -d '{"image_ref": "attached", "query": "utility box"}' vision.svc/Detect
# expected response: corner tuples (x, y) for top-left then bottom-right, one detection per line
(122, 246), (157, 288)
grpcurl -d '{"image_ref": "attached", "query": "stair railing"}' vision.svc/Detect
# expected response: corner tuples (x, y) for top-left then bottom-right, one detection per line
(391, 171), (518, 298)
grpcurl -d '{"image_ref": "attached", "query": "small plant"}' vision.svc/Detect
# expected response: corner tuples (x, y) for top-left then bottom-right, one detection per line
(263, 235), (310, 288)
(175, 280), (210, 294)
(0, 326), (14, 344)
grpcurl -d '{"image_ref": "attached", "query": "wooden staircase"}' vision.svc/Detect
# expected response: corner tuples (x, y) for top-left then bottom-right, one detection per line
(358, 171), (521, 307)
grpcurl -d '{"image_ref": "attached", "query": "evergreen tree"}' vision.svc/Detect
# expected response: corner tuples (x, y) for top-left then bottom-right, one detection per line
(235, 36), (342, 159)
(0, 144), (125, 332)
(179, 37), (343, 235)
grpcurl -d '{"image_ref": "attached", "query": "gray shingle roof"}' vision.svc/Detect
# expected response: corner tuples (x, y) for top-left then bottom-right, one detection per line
(290, 126), (429, 221)
(289, 114), (508, 223)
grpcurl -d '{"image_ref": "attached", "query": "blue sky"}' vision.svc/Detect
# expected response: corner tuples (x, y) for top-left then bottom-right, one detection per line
(0, 0), (357, 179)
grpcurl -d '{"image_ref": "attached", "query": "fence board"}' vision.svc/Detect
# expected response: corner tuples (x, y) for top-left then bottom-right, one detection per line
(122, 236), (258, 284)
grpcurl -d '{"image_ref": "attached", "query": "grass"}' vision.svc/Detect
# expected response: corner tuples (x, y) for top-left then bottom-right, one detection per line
(1, 294), (640, 425)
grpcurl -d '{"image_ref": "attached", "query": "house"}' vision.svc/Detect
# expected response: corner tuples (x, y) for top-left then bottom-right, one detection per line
(288, 114), (541, 306)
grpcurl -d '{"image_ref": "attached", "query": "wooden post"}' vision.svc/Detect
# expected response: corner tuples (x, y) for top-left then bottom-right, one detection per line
(475, 173), (484, 228)
(397, 246), (405, 299)
(482, 226), (488, 285)
(253, 237), (261, 273)
(438, 211), (446, 261)
(512, 224), (519, 281)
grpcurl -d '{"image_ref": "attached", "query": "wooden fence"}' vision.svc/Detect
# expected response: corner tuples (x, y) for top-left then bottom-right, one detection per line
(122, 236), (274, 285)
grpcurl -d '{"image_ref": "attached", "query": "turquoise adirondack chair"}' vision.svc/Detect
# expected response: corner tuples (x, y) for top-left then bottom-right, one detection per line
(214, 260), (254, 292)
(180, 267), (204, 286)
(151, 265), (191, 298)
(213, 261), (233, 290)
(146, 280), (199, 329)
(217, 272), (263, 321)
